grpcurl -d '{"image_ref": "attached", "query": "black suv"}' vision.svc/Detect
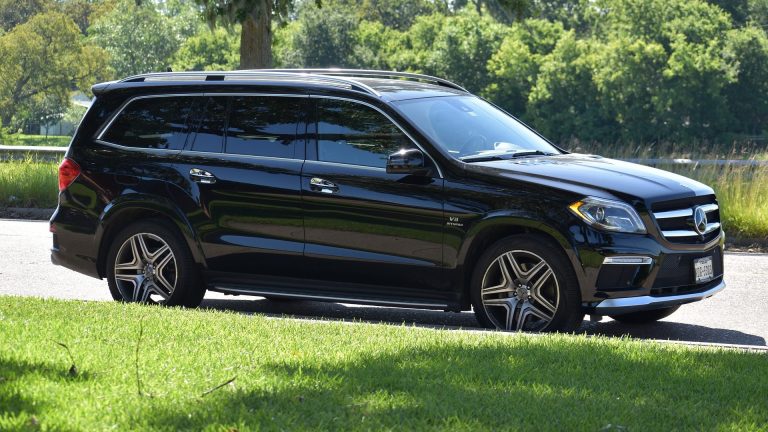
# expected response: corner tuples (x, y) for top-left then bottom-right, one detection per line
(50, 69), (725, 332)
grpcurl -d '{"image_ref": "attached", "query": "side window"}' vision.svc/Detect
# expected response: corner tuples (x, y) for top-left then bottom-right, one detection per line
(101, 96), (195, 150)
(316, 99), (414, 168)
(226, 96), (301, 158)
(189, 96), (228, 153)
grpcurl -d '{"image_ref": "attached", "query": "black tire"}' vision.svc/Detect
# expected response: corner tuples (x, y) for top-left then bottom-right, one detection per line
(470, 234), (583, 332)
(106, 219), (205, 307)
(610, 306), (680, 324)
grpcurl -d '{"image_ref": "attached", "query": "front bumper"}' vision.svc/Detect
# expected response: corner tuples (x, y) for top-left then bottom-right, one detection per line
(593, 279), (725, 314)
(573, 225), (725, 313)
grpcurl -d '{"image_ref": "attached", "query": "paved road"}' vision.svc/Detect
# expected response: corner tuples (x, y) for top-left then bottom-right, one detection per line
(1, 219), (766, 347)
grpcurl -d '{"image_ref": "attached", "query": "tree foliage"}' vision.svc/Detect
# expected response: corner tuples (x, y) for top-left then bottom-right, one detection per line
(0, 12), (109, 127)
(88, 0), (184, 78)
(3, 0), (768, 145)
(172, 27), (240, 71)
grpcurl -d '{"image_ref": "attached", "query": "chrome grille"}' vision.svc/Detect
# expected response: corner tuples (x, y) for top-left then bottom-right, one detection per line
(651, 197), (721, 243)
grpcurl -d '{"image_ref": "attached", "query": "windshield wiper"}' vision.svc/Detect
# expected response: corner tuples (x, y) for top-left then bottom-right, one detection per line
(460, 150), (555, 163)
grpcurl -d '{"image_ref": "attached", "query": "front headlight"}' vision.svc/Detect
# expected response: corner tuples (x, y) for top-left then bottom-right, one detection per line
(569, 197), (647, 234)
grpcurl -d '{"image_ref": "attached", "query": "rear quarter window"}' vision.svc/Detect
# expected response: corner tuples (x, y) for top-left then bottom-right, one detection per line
(101, 96), (195, 150)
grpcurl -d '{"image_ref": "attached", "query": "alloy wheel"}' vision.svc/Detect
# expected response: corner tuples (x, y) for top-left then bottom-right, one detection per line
(480, 250), (560, 331)
(113, 233), (177, 303)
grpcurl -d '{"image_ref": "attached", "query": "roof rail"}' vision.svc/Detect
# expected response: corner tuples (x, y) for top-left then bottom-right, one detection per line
(117, 71), (380, 96)
(260, 69), (468, 92)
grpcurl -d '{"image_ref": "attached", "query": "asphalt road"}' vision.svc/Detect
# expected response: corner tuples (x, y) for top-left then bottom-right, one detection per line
(1, 219), (766, 347)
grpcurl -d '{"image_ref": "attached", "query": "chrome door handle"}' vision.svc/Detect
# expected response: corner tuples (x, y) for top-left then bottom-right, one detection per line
(189, 168), (217, 184)
(309, 177), (338, 194)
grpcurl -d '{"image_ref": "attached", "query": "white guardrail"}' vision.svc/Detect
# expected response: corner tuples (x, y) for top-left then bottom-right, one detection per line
(1, 145), (768, 166)
(0, 146), (69, 162)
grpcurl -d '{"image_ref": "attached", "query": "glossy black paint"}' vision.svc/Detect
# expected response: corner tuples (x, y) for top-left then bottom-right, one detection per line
(51, 76), (724, 313)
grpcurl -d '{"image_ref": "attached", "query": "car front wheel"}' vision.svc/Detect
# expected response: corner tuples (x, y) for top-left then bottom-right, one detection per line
(471, 235), (583, 332)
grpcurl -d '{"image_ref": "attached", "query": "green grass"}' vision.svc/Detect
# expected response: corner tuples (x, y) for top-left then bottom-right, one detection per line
(0, 297), (767, 431)
(0, 134), (71, 147)
(0, 160), (58, 208)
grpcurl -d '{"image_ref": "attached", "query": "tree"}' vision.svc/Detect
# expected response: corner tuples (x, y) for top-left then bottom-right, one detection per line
(722, 26), (768, 135)
(274, 2), (359, 68)
(172, 27), (240, 71)
(195, 0), (315, 69)
(0, 0), (49, 31)
(411, 8), (509, 93)
(0, 12), (109, 127)
(88, 0), (181, 78)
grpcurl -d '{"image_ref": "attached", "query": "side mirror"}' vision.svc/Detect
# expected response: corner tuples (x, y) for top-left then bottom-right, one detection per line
(386, 148), (432, 176)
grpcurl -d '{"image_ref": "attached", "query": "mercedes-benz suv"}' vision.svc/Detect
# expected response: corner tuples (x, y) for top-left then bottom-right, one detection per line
(50, 69), (725, 332)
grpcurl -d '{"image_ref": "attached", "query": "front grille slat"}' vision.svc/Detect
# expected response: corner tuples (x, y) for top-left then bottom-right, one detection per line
(651, 196), (721, 244)
(662, 222), (721, 238)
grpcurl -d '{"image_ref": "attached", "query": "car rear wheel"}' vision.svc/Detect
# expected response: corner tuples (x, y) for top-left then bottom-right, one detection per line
(610, 306), (680, 324)
(471, 235), (583, 332)
(107, 220), (205, 307)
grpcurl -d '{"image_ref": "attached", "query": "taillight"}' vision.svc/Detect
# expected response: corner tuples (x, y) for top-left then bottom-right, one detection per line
(58, 158), (81, 191)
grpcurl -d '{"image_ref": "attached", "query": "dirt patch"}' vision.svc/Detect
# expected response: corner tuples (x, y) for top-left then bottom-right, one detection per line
(0, 207), (54, 220)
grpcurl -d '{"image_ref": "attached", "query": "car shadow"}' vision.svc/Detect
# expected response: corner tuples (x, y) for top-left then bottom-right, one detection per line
(199, 297), (767, 347)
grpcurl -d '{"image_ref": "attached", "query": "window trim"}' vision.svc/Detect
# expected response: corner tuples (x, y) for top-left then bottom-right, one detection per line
(95, 93), (201, 152)
(94, 92), (443, 177)
(309, 95), (443, 178)
(96, 93), (310, 160)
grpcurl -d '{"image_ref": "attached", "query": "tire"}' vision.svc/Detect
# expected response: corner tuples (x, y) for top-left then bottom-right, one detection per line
(610, 306), (680, 324)
(106, 219), (205, 307)
(470, 234), (583, 332)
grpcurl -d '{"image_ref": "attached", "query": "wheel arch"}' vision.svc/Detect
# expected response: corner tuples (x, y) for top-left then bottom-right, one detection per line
(456, 212), (583, 309)
(94, 194), (206, 278)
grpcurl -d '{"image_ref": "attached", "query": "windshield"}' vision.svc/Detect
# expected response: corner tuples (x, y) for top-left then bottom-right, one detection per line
(394, 96), (561, 160)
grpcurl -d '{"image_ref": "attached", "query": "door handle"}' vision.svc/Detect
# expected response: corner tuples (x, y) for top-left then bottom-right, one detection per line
(309, 177), (338, 194)
(189, 168), (217, 184)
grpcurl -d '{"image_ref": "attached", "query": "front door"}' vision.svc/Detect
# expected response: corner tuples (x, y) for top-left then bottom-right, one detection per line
(301, 97), (447, 305)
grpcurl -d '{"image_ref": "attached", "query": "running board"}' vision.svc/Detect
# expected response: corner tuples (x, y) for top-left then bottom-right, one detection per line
(209, 284), (450, 310)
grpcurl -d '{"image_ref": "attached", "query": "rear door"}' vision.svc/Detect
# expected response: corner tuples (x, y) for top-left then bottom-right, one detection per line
(174, 93), (308, 281)
(300, 96), (447, 305)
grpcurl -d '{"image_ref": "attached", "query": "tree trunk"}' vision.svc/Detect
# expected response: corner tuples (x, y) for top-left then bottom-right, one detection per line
(239, 0), (272, 70)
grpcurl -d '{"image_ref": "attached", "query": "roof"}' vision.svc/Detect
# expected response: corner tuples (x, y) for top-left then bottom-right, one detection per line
(92, 69), (469, 101)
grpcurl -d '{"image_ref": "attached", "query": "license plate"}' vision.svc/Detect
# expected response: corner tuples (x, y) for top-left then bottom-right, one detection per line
(694, 256), (714, 284)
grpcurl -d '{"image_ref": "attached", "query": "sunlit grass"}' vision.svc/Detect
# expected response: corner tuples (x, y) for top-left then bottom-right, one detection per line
(0, 297), (766, 431)
(0, 159), (58, 208)
(0, 134), (71, 147)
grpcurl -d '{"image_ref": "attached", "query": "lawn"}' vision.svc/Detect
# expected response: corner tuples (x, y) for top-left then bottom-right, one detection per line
(0, 134), (70, 147)
(0, 297), (766, 431)
(0, 160), (58, 208)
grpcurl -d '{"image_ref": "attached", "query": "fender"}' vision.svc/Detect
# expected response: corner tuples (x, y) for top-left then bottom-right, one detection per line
(94, 193), (207, 276)
(456, 209), (587, 282)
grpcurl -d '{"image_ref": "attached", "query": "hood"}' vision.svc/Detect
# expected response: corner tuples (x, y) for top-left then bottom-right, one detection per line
(465, 153), (714, 204)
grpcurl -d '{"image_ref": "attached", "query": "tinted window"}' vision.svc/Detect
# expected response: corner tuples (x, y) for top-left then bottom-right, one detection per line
(102, 96), (194, 150)
(226, 96), (301, 158)
(316, 99), (413, 168)
(189, 96), (227, 153)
